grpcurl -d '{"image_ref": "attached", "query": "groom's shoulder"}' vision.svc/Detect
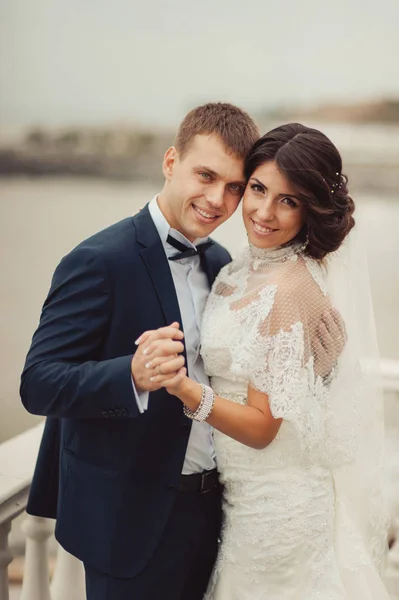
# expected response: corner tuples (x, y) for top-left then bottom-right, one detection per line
(74, 217), (137, 256)
(208, 239), (232, 266)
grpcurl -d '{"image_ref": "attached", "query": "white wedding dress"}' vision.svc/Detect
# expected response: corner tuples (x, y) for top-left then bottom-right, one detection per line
(200, 241), (389, 600)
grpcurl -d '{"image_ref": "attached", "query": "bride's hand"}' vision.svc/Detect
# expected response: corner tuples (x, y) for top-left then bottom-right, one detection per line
(161, 369), (201, 415)
(161, 366), (188, 397)
(132, 322), (186, 392)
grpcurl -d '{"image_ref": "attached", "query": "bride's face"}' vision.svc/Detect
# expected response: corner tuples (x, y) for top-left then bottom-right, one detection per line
(242, 160), (306, 249)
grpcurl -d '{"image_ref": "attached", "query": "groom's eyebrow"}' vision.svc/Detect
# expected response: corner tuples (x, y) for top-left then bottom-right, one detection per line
(196, 165), (246, 186)
(196, 165), (218, 176)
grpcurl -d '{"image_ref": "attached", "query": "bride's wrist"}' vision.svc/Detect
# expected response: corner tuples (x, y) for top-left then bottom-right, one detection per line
(179, 379), (202, 411)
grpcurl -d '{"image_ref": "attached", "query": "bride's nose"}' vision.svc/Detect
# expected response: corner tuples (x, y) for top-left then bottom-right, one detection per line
(256, 198), (275, 222)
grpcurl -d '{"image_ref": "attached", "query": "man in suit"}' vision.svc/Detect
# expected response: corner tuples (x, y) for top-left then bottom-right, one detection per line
(21, 102), (342, 599)
(21, 103), (259, 599)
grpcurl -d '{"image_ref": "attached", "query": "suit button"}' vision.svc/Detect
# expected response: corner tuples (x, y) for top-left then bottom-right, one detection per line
(114, 409), (121, 417)
(101, 411), (109, 418)
(120, 408), (127, 416)
(108, 410), (115, 417)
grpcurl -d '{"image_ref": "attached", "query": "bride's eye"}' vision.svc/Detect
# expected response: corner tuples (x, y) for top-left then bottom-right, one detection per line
(250, 183), (264, 194)
(281, 196), (299, 208)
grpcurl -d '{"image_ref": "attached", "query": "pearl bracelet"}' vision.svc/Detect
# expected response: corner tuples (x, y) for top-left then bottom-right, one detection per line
(183, 384), (215, 422)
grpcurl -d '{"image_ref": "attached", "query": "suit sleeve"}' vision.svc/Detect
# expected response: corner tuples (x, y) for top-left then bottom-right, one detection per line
(20, 245), (140, 419)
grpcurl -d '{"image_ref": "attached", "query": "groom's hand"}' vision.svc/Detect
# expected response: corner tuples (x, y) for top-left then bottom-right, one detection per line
(313, 308), (346, 378)
(131, 322), (186, 392)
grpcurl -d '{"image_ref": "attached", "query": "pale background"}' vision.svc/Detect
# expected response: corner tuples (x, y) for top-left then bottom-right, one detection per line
(1, 0), (399, 127)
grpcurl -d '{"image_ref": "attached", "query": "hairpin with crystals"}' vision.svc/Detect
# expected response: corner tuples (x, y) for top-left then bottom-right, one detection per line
(331, 172), (341, 194)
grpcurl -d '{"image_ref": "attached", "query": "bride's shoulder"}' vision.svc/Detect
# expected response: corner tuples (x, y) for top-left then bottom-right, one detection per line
(301, 255), (328, 296)
(275, 255), (327, 297)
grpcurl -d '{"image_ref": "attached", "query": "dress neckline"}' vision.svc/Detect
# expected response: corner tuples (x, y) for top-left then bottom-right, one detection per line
(248, 241), (304, 265)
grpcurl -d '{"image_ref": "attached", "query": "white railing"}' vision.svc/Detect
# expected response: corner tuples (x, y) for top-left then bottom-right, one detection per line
(0, 424), (85, 600)
(381, 360), (399, 599)
(1, 360), (399, 599)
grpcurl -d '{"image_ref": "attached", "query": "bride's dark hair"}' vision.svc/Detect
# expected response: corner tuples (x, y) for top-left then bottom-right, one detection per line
(245, 123), (355, 260)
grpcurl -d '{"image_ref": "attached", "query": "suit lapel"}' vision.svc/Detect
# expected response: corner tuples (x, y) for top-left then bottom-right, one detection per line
(134, 205), (183, 328)
(140, 244), (183, 327)
(134, 206), (188, 423)
(200, 245), (224, 288)
(134, 204), (228, 339)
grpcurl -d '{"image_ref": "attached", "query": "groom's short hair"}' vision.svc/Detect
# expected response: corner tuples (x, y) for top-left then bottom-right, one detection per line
(175, 103), (259, 160)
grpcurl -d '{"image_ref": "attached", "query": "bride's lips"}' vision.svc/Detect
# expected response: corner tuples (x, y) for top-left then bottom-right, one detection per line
(250, 218), (279, 236)
(192, 203), (221, 224)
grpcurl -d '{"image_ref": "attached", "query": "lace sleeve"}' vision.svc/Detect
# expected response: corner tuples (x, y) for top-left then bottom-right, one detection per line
(249, 259), (332, 453)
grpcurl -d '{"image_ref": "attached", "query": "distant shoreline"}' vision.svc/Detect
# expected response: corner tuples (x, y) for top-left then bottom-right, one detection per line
(1, 110), (399, 195)
(0, 161), (398, 196)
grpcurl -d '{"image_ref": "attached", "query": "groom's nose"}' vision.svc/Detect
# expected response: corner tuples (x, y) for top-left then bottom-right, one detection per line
(206, 185), (225, 209)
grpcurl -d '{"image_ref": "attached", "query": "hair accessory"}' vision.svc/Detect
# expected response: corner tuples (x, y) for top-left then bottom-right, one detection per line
(331, 172), (342, 194)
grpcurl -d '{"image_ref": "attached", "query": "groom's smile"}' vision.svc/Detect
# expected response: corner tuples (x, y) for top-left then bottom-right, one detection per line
(192, 203), (222, 223)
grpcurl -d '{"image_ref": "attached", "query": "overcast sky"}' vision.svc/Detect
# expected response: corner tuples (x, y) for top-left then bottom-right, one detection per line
(1, 0), (398, 128)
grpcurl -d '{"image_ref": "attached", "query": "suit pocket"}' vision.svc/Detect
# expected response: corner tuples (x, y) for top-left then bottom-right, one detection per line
(57, 448), (129, 571)
(63, 448), (122, 480)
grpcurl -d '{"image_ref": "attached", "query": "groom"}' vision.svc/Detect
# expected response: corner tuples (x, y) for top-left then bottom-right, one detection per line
(21, 102), (342, 600)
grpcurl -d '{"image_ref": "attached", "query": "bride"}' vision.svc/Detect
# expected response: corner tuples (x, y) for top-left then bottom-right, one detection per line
(158, 123), (390, 599)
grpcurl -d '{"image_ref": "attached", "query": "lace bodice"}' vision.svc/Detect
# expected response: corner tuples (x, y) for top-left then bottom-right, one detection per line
(201, 242), (350, 466)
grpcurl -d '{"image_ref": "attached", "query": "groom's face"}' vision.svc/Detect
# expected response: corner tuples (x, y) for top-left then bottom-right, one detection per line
(160, 134), (246, 242)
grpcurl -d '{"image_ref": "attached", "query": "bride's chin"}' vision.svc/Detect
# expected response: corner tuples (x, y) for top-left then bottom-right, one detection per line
(247, 234), (279, 249)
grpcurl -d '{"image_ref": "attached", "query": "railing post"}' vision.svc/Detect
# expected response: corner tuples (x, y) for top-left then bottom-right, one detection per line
(385, 518), (399, 599)
(20, 514), (53, 600)
(51, 543), (86, 600)
(0, 520), (12, 600)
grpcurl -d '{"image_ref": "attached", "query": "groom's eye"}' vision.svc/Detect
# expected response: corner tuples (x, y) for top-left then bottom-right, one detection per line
(228, 183), (244, 194)
(199, 171), (212, 181)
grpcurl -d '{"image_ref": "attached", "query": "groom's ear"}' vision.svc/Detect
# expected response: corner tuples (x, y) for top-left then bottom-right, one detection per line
(162, 146), (178, 181)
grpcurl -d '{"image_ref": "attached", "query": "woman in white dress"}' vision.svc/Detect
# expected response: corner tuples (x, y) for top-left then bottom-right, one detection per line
(159, 123), (390, 599)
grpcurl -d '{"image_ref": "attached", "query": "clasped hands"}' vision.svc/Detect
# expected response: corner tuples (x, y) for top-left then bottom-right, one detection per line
(131, 322), (187, 395)
(131, 308), (346, 397)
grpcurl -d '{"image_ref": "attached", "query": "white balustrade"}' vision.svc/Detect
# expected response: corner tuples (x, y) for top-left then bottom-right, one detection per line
(0, 521), (12, 600)
(0, 359), (399, 598)
(386, 518), (399, 600)
(51, 544), (86, 600)
(0, 424), (44, 600)
(382, 360), (399, 596)
(20, 515), (53, 600)
(0, 422), (85, 599)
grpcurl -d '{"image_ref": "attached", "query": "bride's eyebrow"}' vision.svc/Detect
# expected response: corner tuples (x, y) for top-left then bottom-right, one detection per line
(250, 177), (299, 199)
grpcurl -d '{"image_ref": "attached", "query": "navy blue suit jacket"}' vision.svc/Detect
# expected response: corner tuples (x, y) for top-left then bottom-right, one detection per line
(20, 205), (231, 578)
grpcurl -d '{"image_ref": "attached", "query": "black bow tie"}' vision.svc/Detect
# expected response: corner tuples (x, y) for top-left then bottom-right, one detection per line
(167, 235), (213, 261)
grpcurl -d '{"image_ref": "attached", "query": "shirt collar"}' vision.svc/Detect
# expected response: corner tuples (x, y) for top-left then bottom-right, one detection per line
(148, 195), (209, 258)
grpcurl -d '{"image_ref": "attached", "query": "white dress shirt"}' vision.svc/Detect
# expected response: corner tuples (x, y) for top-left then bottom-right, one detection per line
(133, 196), (216, 475)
